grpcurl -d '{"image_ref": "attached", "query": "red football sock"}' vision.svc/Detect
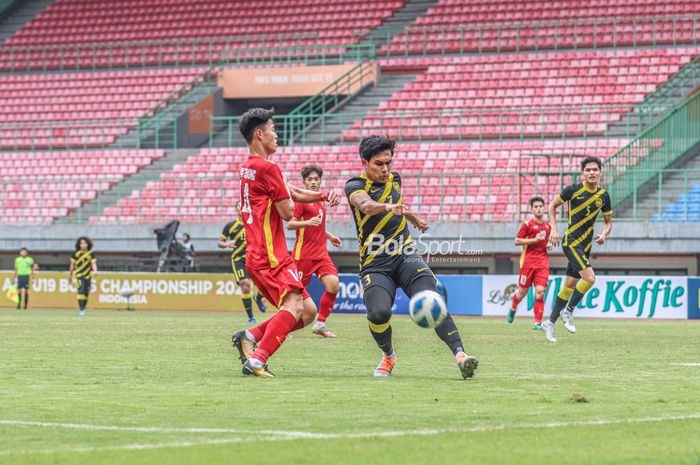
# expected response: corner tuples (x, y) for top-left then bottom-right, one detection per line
(248, 316), (273, 342)
(291, 317), (306, 332)
(534, 298), (544, 323)
(250, 311), (298, 364)
(317, 291), (337, 323)
(511, 292), (523, 310)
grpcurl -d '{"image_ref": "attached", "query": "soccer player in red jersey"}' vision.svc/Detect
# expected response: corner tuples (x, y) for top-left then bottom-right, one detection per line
(287, 164), (342, 338)
(230, 108), (339, 377)
(508, 196), (552, 330)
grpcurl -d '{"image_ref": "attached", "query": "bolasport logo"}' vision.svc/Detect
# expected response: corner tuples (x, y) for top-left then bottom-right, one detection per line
(364, 233), (483, 263)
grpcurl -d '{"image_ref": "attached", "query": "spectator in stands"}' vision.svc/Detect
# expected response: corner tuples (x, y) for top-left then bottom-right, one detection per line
(13, 248), (38, 310)
(180, 233), (195, 270)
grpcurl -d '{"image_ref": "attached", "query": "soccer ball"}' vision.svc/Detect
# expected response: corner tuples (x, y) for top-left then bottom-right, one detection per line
(409, 290), (448, 328)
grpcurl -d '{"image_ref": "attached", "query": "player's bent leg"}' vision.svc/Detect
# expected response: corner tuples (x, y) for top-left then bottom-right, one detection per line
(239, 278), (255, 323)
(532, 285), (546, 329)
(562, 268), (594, 334)
(408, 275), (478, 379)
(313, 274), (339, 338)
(509, 286), (528, 324)
(549, 275), (578, 324)
(364, 285), (396, 377)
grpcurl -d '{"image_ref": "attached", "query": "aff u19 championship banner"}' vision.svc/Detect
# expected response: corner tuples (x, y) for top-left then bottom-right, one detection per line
(306, 273), (483, 317)
(482, 275), (689, 319)
(0, 271), (244, 311)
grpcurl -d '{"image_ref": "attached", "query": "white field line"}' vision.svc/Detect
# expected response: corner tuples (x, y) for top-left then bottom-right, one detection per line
(672, 363), (700, 366)
(1, 413), (700, 456)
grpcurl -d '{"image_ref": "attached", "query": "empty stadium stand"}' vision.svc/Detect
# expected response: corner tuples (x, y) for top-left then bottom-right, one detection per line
(93, 139), (627, 224)
(0, 149), (164, 224)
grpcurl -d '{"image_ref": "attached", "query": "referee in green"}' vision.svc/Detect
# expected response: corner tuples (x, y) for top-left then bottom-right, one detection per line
(13, 248), (37, 309)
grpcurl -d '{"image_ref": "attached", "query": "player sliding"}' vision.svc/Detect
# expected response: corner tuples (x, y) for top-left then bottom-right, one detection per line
(230, 108), (339, 377)
(287, 164), (342, 338)
(345, 135), (478, 379)
(218, 202), (267, 324)
(508, 196), (551, 330)
(542, 156), (612, 342)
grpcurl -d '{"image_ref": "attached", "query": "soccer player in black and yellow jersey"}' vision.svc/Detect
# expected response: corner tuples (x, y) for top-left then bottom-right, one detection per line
(542, 156), (612, 342)
(69, 236), (97, 316)
(218, 202), (267, 324)
(345, 136), (478, 379)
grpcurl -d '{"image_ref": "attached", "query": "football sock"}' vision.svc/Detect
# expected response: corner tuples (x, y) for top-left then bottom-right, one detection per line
(291, 317), (306, 332)
(511, 292), (523, 310)
(248, 317), (273, 341)
(566, 280), (593, 312)
(368, 321), (394, 356)
(250, 310), (298, 364)
(534, 297), (544, 323)
(254, 292), (266, 311)
(23, 293), (28, 309)
(241, 293), (253, 319)
(317, 291), (336, 323)
(78, 295), (86, 311)
(549, 286), (574, 323)
(434, 314), (464, 356)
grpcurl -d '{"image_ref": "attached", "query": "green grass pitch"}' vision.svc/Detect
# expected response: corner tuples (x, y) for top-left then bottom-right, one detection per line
(1, 309), (699, 465)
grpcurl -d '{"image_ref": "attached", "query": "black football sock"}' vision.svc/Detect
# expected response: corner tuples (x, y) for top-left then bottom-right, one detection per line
(549, 286), (574, 323)
(241, 293), (253, 319)
(434, 314), (464, 356)
(369, 322), (394, 356)
(365, 286), (395, 356)
(566, 280), (593, 312)
(23, 293), (28, 309)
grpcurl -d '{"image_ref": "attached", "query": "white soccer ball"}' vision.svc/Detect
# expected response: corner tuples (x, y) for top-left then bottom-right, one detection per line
(409, 290), (448, 329)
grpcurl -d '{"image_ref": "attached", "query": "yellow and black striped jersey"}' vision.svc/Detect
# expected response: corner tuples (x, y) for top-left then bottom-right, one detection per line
(345, 171), (412, 271)
(558, 183), (612, 252)
(71, 250), (96, 279)
(220, 219), (246, 262)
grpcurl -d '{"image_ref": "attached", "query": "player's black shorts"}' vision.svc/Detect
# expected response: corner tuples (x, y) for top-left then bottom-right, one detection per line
(78, 277), (92, 297)
(563, 245), (591, 278)
(359, 252), (435, 299)
(231, 257), (250, 284)
(16, 275), (30, 289)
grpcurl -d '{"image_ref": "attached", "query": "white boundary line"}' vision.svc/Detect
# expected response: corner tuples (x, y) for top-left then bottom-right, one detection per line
(1, 413), (700, 456)
(672, 362), (700, 366)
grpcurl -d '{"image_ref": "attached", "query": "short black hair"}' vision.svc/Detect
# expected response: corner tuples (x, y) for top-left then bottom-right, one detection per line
(581, 156), (602, 171)
(239, 107), (275, 144)
(19, 247), (27, 253)
(75, 236), (93, 251)
(529, 196), (545, 207)
(183, 233), (190, 240)
(301, 164), (323, 180)
(359, 135), (395, 161)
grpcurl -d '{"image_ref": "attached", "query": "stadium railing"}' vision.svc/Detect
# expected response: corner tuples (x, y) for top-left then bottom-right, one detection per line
(5, 169), (700, 225)
(219, 43), (376, 67)
(360, 15), (700, 57)
(208, 104), (670, 147)
(607, 90), (700, 210)
(637, 54), (700, 109)
(0, 33), (320, 72)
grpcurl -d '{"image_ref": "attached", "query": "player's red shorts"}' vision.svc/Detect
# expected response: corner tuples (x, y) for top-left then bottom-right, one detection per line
(296, 257), (338, 287)
(247, 256), (310, 309)
(518, 267), (549, 289)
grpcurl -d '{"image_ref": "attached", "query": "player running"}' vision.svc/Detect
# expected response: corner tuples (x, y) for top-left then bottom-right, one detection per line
(287, 164), (342, 338)
(69, 236), (97, 316)
(345, 135), (478, 379)
(230, 108), (339, 377)
(542, 156), (612, 342)
(508, 196), (551, 330)
(218, 202), (267, 324)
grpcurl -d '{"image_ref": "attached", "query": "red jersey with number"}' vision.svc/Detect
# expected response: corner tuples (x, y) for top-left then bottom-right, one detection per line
(239, 155), (291, 270)
(292, 201), (328, 261)
(516, 218), (551, 269)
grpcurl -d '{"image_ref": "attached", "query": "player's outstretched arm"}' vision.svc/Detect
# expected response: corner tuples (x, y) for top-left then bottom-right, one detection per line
(349, 190), (407, 216)
(405, 211), (429, 233)
(326, 230), (343, 247)
(595, 214), (612, 245)
(548, 197), (563, 247)
(287, 184), (339, 206)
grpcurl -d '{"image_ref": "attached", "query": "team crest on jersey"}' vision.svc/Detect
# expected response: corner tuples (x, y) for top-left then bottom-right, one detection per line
(595, 198), (603, 207)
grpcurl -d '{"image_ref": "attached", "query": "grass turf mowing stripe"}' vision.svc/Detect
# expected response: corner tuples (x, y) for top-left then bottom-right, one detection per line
(2, 412), (700, 457)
